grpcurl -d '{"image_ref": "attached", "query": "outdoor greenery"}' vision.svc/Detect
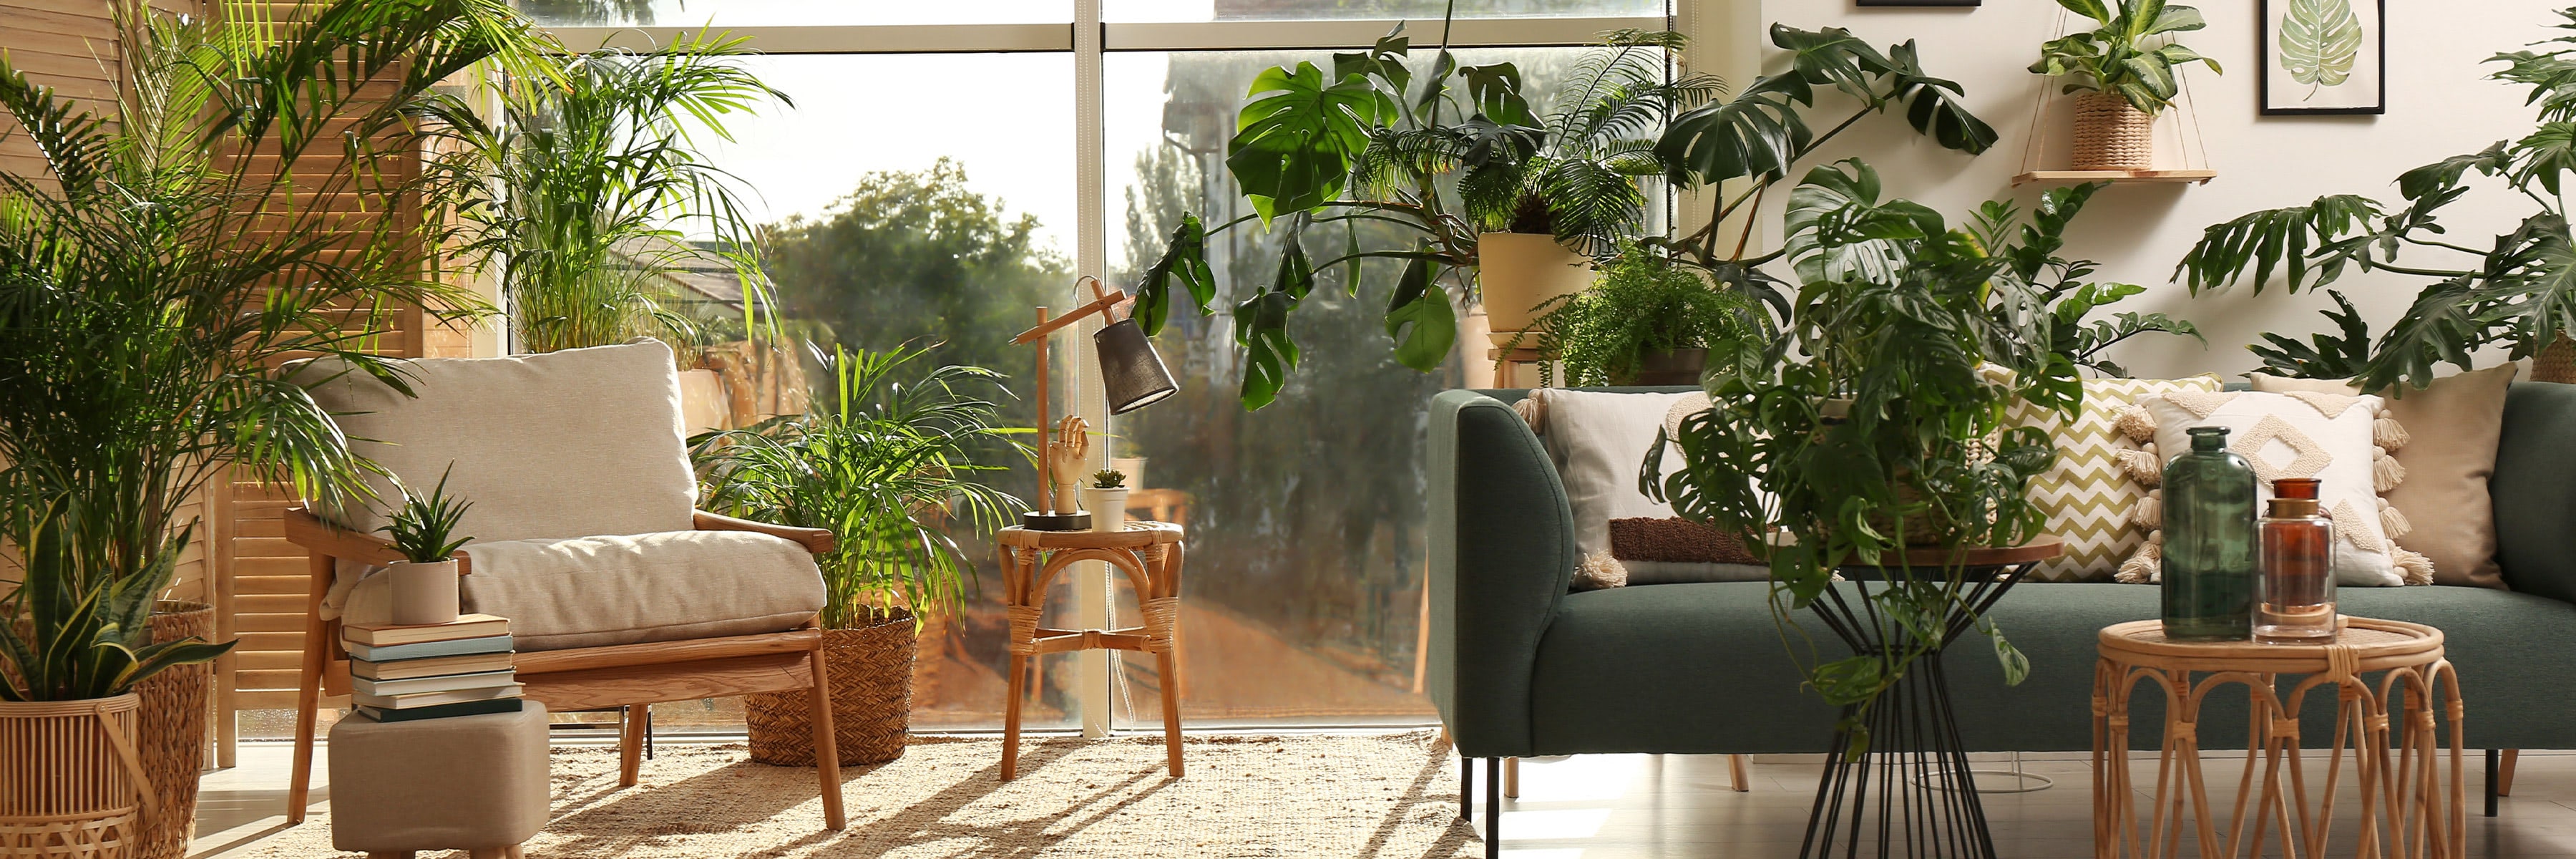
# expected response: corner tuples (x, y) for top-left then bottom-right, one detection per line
(2177, 7), (2576, 390)
(428, 33), (785, 356)
(1647, 166), (2192, 739)
(1512, 245), (1760, 387)
(2028, 0), (2221, 116)
(693, 346), (1025, 630)
(378, 468), (477, 565)
(0, 0), (549, 701)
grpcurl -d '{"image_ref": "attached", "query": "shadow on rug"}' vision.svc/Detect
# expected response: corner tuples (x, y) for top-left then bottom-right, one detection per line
(224, 732), (1483, 858)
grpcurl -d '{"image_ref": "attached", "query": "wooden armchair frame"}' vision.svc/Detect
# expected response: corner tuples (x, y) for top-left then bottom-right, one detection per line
(282, 507), (848, 830)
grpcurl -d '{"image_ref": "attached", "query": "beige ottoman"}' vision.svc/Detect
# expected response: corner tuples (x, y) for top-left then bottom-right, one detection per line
(328, 702), (550, 858)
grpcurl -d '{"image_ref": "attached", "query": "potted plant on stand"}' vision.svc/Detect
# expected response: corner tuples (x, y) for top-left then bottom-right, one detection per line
(2029, 0), (2222, 171)
(1649, 162), (2192, 855)
(695, 345), (1023, 766)
(1508, 244), (1762, 386)
(1083, 470), (1131, 533)
(376, 469), (477, 626)
(0, 2), (544, 854)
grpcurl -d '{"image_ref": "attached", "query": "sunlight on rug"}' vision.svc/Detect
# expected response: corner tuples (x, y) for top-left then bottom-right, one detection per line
(220, 732), (1481, 858)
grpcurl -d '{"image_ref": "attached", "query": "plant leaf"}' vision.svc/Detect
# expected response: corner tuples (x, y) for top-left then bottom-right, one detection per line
(2278, 0), (2363, 96)
(1234, 290), (1300, 411)
(1385, 254), (1456, 372)
(1225, 62), (1392, 222)
(1133, 213), (1212, 335)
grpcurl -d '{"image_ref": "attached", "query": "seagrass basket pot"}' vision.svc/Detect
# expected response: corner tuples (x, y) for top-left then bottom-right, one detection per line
(2537, 332), (2576, 384)
(0, 694), (152, 859)
(2069, 92), (2155, 171)
(745, 608), (916, 767)
(134, 602), (214, 859)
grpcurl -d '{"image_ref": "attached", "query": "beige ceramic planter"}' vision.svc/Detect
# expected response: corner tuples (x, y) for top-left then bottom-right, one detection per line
(1477, 232), (1593, 346)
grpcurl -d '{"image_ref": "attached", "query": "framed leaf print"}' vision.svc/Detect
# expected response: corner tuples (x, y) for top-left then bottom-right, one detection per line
(2261, 0), (2386, 115)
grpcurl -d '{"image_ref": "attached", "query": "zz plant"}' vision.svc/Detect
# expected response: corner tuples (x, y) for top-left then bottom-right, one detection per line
(2177, 7), (2576, 389)
(2028, 0), (2222, 116)
(1648, 165), (2193, 742)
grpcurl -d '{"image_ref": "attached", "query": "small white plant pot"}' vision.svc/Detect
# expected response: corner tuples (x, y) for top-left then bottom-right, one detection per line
(387, 560), (461, 626)
(1082, 487), (1129, 533)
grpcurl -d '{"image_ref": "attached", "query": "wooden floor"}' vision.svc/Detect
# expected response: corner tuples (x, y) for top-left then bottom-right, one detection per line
(193, 739), (2574, 858)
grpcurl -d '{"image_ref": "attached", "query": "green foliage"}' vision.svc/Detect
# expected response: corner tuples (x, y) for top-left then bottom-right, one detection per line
(2030, 0), (2220, 116)
(424, 32), (786, 357)
(693, 346), (1025, 630)
(377, 467), (476, 564)
(1971, 183), (2202, 377)
(0, 0), (550, 700)
(1090, 470), (1127, 490)
(2277, 0), (2363, 97)
(2175, 9), (2576, 392)
(1514, 246), (1761, 387)
(2250, 290), (2375, 378)
(1648, 160), (2129, 728)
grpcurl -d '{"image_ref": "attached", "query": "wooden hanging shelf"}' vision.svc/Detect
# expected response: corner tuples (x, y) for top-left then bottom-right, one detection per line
(2012, 169), (2217, 187)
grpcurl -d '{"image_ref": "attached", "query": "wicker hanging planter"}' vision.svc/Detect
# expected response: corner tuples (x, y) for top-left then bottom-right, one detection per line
(133, 601), (214, 859)
(2536, 332), (2576, 384)
(2069, 92), (2155, 171)
(745, 608), (916, 767)
(0, 694), (153, 859)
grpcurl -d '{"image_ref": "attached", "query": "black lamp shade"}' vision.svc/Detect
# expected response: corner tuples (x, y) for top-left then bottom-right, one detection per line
(1094, 319), (1179, 415)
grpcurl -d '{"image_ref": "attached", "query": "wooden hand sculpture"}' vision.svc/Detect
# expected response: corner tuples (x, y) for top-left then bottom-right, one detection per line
(1046, 414), (1090, 511)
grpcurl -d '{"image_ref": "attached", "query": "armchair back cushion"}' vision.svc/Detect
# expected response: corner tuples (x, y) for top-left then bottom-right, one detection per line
(290, 341), (698, 542)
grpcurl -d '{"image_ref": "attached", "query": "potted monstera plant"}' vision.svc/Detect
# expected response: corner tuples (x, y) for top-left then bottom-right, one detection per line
(2029, 0), (2222, 170)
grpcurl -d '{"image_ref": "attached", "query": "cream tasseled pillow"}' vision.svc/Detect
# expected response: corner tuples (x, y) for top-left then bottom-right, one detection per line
(2119, 390), (2429, 587)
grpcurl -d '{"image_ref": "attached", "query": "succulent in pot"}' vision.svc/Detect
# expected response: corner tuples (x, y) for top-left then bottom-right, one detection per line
(375, 467), (476, 626)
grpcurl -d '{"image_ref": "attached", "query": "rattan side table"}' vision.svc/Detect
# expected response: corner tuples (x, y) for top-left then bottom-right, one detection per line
(995, 522), (1186, 781)
(2092, 617), (2464, 859)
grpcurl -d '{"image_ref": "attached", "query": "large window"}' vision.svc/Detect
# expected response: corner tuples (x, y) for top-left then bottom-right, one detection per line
(523, 0), (1678, 733)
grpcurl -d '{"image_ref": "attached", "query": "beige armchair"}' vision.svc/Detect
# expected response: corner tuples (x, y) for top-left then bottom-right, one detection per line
(280, 341), (844, 830)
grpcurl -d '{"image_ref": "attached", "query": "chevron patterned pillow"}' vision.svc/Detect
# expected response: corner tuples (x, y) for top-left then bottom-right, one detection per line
(1999, 374), (2223, 582)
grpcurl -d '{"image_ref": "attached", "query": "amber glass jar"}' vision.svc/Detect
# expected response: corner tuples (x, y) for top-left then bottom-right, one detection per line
(2256, 477), (2338, 643)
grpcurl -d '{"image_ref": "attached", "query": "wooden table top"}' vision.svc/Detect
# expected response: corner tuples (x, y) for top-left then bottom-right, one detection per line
(2097, 616), (2444, 674)
(997, 520), (1183, 549)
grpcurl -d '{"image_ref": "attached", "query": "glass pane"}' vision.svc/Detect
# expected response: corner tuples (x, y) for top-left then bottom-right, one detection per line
(1108, 0), (1663, 22)
(1103, 46), (1653, 727)
(519, 0), (1069, 26)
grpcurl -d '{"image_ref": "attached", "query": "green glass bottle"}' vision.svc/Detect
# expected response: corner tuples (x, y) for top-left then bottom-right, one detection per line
(2160, 426), (2257, 640)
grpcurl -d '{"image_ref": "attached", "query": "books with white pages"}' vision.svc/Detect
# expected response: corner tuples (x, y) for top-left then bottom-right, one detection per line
(341, 613), (509, 647)
(342, 634), (512, 663)
(350, 651), (514, 681)
(352, 683), (525, 710)
(351, 669), (517, 698)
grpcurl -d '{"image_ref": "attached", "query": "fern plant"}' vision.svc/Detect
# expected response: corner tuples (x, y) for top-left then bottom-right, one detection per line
(2176, 8), (2576, 392)
(1456, 29), (1724, 256)
(1512, 244), (1760, 387)
(2029, 0), (2222, 116)
(378, 467), (476, 564)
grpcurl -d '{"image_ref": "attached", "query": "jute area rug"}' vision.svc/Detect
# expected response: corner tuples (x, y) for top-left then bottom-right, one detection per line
(228, 732), (1483, 858)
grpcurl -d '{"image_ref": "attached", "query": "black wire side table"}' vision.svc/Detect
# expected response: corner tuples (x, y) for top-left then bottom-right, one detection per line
(1798, 537), (2064, 859)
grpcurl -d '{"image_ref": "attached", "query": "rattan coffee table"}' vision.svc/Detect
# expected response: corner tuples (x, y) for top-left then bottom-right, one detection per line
(995, 522), (1186, 782)
(2092, 617), (2464, 859)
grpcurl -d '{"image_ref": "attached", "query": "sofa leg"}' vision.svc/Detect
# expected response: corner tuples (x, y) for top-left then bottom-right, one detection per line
(1503, 757), (1518, 798)
(1459, 754), (1472, 822)
(1484, 757), (1501, 859)
(2501, 749), (2520, 796)
(2487, 749), (2501, 817)
(1730, 754), (1751, 792)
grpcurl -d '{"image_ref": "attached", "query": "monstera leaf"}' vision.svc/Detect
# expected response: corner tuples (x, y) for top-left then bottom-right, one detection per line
(2278, 0), (2363, 98)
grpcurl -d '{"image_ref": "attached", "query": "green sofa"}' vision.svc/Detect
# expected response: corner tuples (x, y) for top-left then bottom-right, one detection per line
(1425, 382), (2576, 809)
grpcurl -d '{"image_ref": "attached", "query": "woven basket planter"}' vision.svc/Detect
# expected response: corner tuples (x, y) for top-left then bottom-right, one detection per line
(2069, 92), (2155, 171)
(132, 602), (213, 859)
(2537, 333), (2576, 384)
(745, 609), (916, 767)
(0, 694), (149, 859)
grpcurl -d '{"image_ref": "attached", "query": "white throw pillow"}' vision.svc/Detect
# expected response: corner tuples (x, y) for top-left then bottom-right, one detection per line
(1528, 389), (1692, 560)
(2129, 391), (2427, 587)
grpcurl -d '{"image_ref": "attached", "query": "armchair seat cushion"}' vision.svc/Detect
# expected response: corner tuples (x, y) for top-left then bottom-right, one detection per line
(345, 530), (826, 652)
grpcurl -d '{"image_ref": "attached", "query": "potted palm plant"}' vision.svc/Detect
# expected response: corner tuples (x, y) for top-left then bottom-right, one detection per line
(2029, 0), (2222, 170)
(0, 1), (545, 853)
(694, 345), (1023, 766)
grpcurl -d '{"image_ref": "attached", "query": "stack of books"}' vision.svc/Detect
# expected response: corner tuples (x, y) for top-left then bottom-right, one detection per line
(343, 613), (522, 723)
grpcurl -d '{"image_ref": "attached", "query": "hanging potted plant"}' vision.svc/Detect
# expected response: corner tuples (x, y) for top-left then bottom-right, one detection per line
(694, 345), (1023, 766)
(0, 1), (545, 853)
(1507, 244), (1762, 386)
(2029, 0), (2221, 170)
(375, 468), (477, 626)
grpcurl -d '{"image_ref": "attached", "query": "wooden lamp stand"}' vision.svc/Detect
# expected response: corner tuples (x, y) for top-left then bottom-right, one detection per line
(1013, 278), (1131, 531)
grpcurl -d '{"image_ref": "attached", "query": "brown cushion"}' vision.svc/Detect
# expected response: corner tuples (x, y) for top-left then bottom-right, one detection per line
(1609, 517), (1760, 564)
(2253, 364), (2517, 588)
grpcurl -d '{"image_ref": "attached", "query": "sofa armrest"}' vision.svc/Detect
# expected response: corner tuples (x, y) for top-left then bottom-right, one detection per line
(694, 510), (838, 555)
(1426, 389), (1578, 758)
(283, 507), (471, 573)
(2494, 381), (2576, 603)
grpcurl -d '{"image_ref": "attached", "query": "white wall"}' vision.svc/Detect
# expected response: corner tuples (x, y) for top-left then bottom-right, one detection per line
(1737, 0), (2560, 379)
